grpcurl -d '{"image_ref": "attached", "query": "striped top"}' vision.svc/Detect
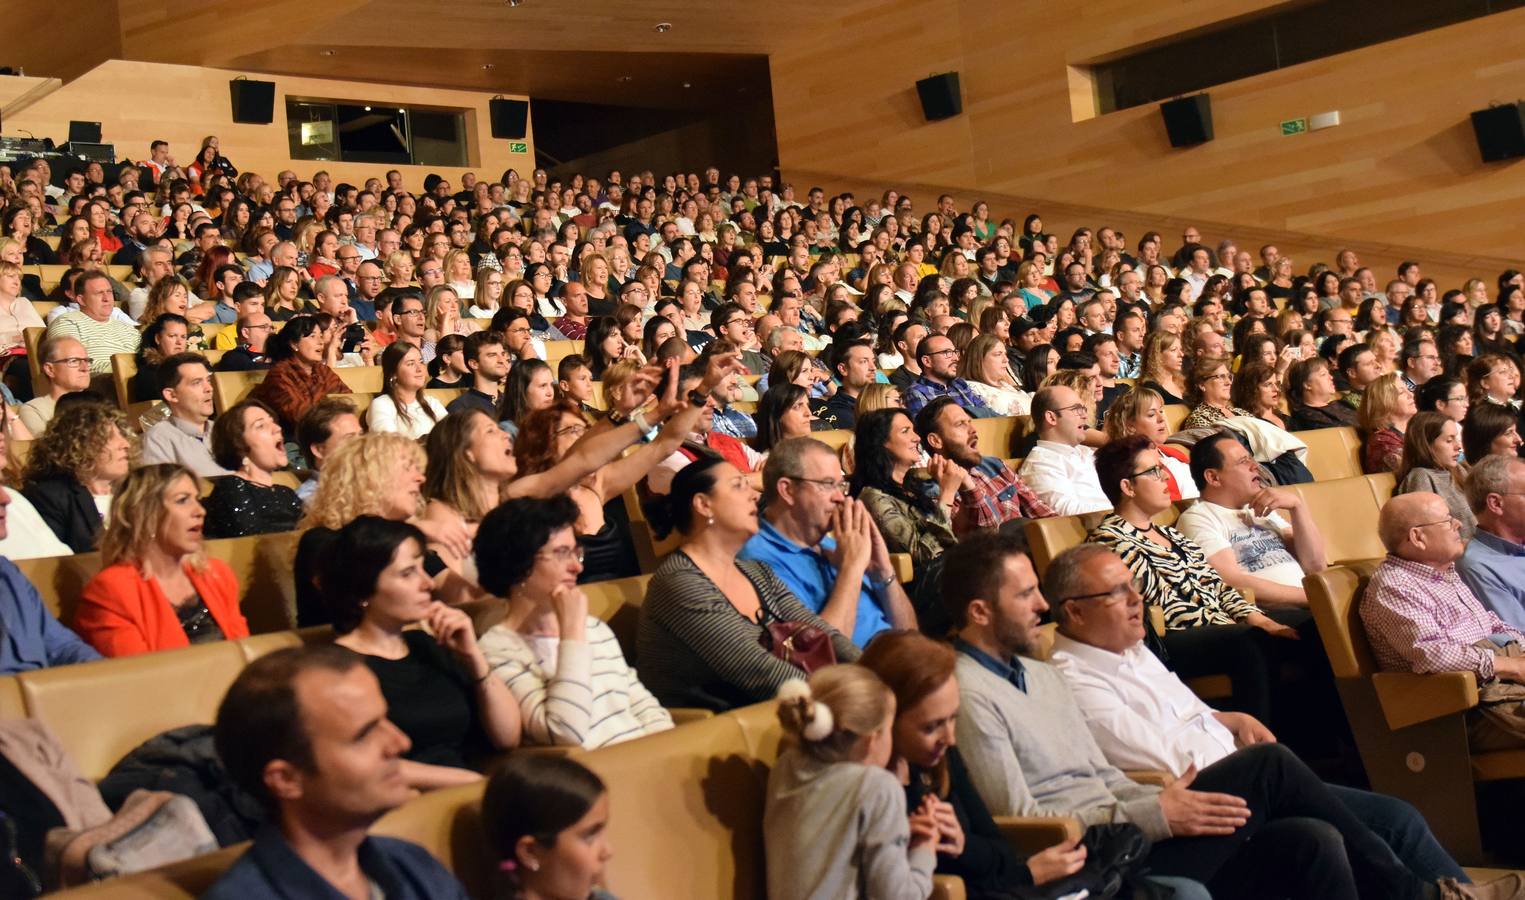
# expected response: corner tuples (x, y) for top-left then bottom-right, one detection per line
(637, 551), (860, 711)
(478, 617), (673, 750)
(1088, 514), (1258, 629)
(45, 311), (141, 374)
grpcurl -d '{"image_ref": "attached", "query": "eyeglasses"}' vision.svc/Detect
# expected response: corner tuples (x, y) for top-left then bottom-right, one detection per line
(1056, 403), (1088, 417)
(1413, 515), (1459, 530)
(556, 423), (589, 439)
(1062, 582), (1138, 607)
(536, 545), (586, 564)
(786, 475), (851, 494)
(46, 356), (90, 368)
(926, 348), (959, 358)
(396, 308), (425, 317)
(1128, 464), (1170, 482)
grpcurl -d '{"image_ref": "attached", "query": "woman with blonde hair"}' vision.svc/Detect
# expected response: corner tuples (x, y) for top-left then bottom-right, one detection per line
(443, 248), (475, 298)
(958, 332), (1030, 416)
(1016, 260), (1053, 308)
(424, 284), (471, 352)
(1465, 352), (1520, 410)
(1103, 385), (1197, 500)
(1359, 372), (1417, 474)
(75, 464), (249, 657)
(0, 260), (43, 354)
(764, 666), (936, 900)
(1139, 330), (1188, 406)
(384, 249), (416, 289)
(1395, 411), (1474, 539)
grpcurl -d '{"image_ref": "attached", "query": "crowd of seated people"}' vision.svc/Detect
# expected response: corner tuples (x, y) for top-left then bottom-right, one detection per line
(8, 145), (1525, 898)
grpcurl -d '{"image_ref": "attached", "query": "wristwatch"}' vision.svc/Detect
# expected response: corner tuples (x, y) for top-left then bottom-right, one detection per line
(606, 408), (630, 426)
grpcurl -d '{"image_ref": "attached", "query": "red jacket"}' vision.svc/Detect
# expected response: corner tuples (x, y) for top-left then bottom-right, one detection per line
(75, 559), (248, 657)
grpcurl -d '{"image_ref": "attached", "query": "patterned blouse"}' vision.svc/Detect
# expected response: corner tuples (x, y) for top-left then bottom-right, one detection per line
(1363, 426), (1404, 475)
(859, 485), (957, 566)
(1179, 403), (1250, 433)
(1088, 514), (1259, 630)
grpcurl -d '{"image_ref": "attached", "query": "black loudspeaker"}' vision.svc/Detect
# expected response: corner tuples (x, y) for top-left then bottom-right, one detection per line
(67, 120), (100, 144)
(1160, 94), (1213, 147)
(916, 72), (962, 122)
(489, 98), (529, 139)
(1471, 103), (1525, 163)
(228, 79), (276, 125)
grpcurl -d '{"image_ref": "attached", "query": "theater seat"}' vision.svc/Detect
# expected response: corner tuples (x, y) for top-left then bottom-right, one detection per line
(1293, 426), (1363, 482)
(582, 573), (652, 661)
(1305, 561), (1525, 864)
(15, 641), (247, 781)
(970, 415), (1026, 458)
(1163, 404), (1189, 434)
(1284, 474), (1387, 564)
(1024, 506), (1181, 577)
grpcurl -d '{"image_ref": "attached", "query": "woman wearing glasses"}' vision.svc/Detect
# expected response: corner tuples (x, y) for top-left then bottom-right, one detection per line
(1180, 356), (1250, 432)
(474, 495), (673, 749)
(1087, 435), (1300, 724)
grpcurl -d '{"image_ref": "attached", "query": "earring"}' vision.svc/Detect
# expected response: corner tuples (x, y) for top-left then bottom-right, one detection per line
(707, 515), (715, 526)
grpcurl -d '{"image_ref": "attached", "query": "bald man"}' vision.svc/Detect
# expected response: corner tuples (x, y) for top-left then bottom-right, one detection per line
(1361, 492), (1525, 749)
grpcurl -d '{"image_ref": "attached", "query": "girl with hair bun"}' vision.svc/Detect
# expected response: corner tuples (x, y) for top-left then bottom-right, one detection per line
(764, 666), (938, 900)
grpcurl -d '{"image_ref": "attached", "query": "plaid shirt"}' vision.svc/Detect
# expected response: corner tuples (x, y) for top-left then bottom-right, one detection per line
(948, 456), (1055, 536)
(904, 374), (999, 418)
(1361, 555), (1525, 681)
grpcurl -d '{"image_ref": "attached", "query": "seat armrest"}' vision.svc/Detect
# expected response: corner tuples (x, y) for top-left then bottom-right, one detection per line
(1124, 769), (1174, 787)
(993, 815), (1083, 854)
(668, 707), (715, 725)
(931, 875), (967, 900)
(1372, 670), (1479, 730)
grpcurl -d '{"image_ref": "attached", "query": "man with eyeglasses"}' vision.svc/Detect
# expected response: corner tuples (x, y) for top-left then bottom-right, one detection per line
(904, 333), (999, 419)
(1400, 337), (1441, 392)
(1044, 544), (1487, 894)
(738, 437), (916, 648)
(1175, 432), (1326, 607)
(1365, 491), (1525, 754)
(218, 312), (274, 372)
(350, 260), (386, 322)
(710, 302), (766, 375)
(19, 335), (93, 433)
(377, 290), (428, 357)
(1018, 385), (1110, 516)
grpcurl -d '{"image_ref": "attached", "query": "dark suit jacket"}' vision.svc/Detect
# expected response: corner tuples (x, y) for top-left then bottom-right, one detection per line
(21, 475), (102, 554)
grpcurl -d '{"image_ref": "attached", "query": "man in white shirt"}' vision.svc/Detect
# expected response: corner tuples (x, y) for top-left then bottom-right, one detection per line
(1175, 432), (1326, 607)
(1018, 385), (1110, 515)
(139, 353), (230, 478)
(1043, 543), (1480, 888)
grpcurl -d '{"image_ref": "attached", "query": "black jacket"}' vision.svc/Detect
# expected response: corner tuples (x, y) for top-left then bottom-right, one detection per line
(20, 475), (101, 553)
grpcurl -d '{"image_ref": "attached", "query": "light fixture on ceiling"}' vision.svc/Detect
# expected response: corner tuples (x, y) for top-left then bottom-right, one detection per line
(320, 49), (336, 56)
(653, 22), (671, 32)
(482, 63), (495, 70)
(505, 0), (521, 6)
(682, 82), (692, 89)
(364, 105), (372, 111)
(616, 75), (633, 83)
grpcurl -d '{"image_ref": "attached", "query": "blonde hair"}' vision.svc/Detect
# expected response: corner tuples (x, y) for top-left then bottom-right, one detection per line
(140, 276), (191, 326)
(444, 248), (474, 281)
(425, 285), (460, 332)
(1359, 372), (1407, 433)
(99, 463), (206, 570)
(600, 359), (642, 408)
(1141, 331), (1182, 383)
(1103, 385), (1166, 441)
(775, 666), (892, 763)
(855, 383), (900, 417)
(385, 250), (414, 283)
(299, 432), (426, 530)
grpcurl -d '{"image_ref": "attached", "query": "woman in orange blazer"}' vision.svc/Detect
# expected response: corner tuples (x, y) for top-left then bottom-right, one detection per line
(75, 464), (248, 657)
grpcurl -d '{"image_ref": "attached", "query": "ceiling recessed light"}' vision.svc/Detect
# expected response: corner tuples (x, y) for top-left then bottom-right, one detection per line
(653, 22), (671, 32)
(682, 82), (692, 89)
(364, 105), (372, 111)
(616, 75), (633, 83)
(506, 0), (521, 6)
(320, 49), (336, 56)
(481, 63), (495, 70)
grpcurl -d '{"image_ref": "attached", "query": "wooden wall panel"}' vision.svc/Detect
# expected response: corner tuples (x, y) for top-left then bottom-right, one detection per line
(6, 61), (533, 194)
(774, 0), (1525, 264)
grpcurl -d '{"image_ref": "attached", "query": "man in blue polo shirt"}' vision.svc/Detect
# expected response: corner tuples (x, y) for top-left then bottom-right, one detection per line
(1457, 455), (1525, 631)
(739, 437), (916, 647)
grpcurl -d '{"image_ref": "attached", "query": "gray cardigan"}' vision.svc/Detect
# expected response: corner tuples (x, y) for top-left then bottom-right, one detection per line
(763, 746), (935, 900)
(954, 650), (1171, 841)
(1397, 467), (1476, 542)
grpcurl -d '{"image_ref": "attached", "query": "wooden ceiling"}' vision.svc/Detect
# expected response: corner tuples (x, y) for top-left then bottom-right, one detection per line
(76, 0), (857, 110)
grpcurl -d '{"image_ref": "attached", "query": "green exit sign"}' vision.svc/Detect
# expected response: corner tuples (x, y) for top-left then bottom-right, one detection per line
(1280, 118), (1307, 136)
(508, 141), (527, 153)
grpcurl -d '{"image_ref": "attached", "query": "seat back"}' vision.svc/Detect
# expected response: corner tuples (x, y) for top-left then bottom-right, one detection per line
(970, 416), (1024, 458)
(1162, 404), (1189, 434)
(1304, 559), (1384, 680)
(15, 550), (100, 627)
(371, 782), (494, 899)
(212, 369), (267, 413)
(41, 845), (247, 899)
(25, 325), (47, 394)
(111, 352), (137, 409)
(622, 487), (680, 574)
(335, 366), (383, 395)
(1024, 506), (1179, 576)
(1295, 426), (1363, 482)
(1284, 474), (1387, 564)
(582, 574), (652, 661)
(14, 641), (247, 780)
(811, 428), (852, 451)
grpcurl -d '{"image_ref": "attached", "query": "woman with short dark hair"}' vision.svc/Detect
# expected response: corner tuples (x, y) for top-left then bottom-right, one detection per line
(324, 515), (520, 790)
(203, 399), (303, 538)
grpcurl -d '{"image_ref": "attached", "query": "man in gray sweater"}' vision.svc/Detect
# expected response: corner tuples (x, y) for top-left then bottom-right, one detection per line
(942, 529), (1489, 900)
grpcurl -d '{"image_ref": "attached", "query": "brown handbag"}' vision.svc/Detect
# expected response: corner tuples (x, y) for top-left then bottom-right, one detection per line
(757, 598), (837, 675)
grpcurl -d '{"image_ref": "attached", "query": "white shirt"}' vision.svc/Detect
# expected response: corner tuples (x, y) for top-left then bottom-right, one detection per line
(1049, 633), (1236, 776)
(968, 380), (1032, 417)
(1159, 451), (1198, 500)
(1174, 500), (1302, 587)
(1018, 440), (1109, 516)
(366, 394), (448, 440)
(0, 488), (72, 560)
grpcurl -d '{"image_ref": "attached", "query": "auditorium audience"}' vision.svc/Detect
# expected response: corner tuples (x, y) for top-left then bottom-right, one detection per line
(21, 399), (133, 552)
(637, 455), (858, 711)
(764, 667), (936, 900)
(138, 351), (228, 477)
(323, 515), (521, 788)
(75, 463), (248, 656)
(249, 314), (347, 434)
(475, 495), (673, 749)
(206, 645), (473, 899)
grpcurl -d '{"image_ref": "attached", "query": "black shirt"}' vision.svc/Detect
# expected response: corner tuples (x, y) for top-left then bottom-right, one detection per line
(446, 389), (496, 418)
(216, 347), (272, 372)
(905, 748), (1035, 897)
(203, 478), (304, 539)
(359, 631), (489, 770)
(820, 389), (859, 431)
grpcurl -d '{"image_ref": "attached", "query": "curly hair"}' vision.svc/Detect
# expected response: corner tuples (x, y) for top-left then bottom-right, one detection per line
(1102, 385), (1166, 441)
(514, 399), (584, 478)
(299, 432), (425, 530)
(99, 464), (206, 570)
(21, 400), (134, 486)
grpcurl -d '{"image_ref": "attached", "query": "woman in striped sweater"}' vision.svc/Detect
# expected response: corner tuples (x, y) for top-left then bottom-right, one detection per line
(475, 495), (673, 749)
(636, 455), (860, 711)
